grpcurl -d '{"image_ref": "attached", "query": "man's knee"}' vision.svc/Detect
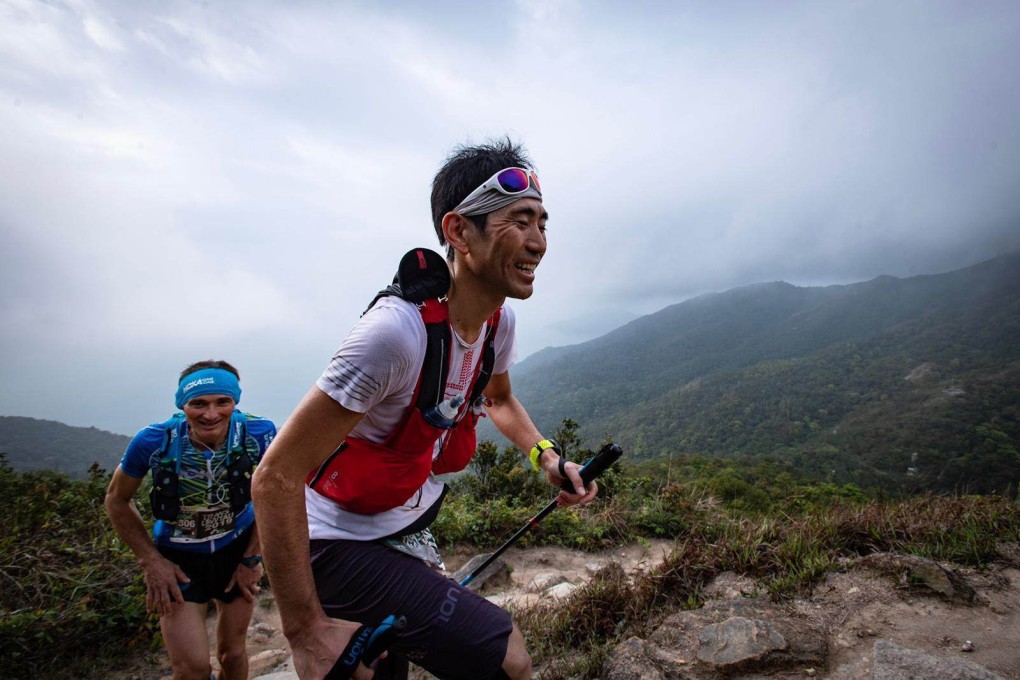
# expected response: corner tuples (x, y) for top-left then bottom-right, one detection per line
(169, 657), (212, 680)
(501, 624), (531, 680)
(217, 643), (247, 670)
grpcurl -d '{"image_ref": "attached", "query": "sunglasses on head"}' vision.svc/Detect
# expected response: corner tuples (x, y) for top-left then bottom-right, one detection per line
(459, 167), (541, 205)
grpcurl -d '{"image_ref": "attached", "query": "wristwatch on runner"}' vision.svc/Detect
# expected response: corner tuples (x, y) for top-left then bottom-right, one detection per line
(529, 439), (562, 472)
(240, 554), (263, 568)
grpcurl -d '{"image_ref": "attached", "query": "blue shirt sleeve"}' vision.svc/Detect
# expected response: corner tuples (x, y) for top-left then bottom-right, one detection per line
(119, 423), (166, 478)
(244, 416), (277, 465)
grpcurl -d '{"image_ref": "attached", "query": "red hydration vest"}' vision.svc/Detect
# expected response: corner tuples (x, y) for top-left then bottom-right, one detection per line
(306, 250), (501, 515)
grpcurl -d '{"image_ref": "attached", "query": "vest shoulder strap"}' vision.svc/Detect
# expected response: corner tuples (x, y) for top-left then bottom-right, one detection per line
(365, 249), (502, 415)
(155, 412), (251, 467)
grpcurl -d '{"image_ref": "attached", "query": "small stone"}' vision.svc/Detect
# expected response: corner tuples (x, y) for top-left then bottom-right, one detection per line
(962, 640), (974, 652)
(526, 573), (567, 593)
(547, 582), (577, 599)
(806, 669), (817, 677)
(251, 649), (289, 663)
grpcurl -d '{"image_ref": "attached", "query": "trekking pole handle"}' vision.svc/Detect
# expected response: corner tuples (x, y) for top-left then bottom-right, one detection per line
(363, 614), (407, 665)
(560, 443), (623, 492)
(325, 614), (407, 679)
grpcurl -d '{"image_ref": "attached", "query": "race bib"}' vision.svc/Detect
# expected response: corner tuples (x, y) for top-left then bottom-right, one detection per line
(171, 505), (235, 543)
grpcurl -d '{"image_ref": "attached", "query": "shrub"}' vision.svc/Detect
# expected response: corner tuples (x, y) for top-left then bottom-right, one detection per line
(0, 455), (153, 678)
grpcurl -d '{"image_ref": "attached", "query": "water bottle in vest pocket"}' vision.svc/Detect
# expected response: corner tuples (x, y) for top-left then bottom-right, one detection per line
(150, 468), (180, 521)
(226, 447), (253, 513)
(431, 400), (483, 475)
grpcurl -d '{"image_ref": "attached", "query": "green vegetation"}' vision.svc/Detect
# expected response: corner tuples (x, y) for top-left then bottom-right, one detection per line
(0, 454), (153, 679)
(2, 416), (1017, 678)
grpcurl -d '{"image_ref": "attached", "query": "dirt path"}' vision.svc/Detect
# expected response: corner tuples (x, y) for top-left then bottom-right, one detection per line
(107, 540), (676, 679)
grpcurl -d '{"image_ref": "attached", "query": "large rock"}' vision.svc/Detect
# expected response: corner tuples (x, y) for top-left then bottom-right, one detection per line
(451, 554), (511, 592)
(602, 637), (670, 680)
(696, 616), (787, 669)
(651, 598), (827, 667)
(605, 597), (827, 677)
(872, 639), (1004, 679)
(858, 553), (977, 602)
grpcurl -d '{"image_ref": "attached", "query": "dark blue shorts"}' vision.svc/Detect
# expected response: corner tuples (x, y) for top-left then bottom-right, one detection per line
(157, 526), (252, 604)
(310, 539), (512, 680)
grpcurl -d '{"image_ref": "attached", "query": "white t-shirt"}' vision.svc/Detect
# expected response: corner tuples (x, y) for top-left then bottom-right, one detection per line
(308, 296), (517, 540)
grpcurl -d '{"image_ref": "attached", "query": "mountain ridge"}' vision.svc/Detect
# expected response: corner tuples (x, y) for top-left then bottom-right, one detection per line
(493, 253), (1020, 494)
(0, 415), (130, 477)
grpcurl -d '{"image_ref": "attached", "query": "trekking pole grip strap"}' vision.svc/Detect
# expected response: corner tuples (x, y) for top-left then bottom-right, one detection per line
(325, 614), (407, 680)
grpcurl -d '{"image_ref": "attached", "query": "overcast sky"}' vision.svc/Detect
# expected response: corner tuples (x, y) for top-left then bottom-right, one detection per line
(2, 0), (1018, 436)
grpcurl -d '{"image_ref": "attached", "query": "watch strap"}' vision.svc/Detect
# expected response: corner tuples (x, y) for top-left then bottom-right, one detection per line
(241, 554), (263, 568)
(529, 439), (561, 472)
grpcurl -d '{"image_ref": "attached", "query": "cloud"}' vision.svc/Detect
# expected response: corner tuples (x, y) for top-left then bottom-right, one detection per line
(1, 0), (1018, 434)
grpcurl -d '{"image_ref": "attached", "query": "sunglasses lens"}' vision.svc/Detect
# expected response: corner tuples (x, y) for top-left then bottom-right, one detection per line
(496, 168), (530, 193)
(530, 171), (541, 194)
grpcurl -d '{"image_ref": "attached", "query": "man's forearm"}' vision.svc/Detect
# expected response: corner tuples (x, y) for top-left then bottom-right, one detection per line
(486, 393), (543, 454)
(251, 461), (325, 638)
(105, 496), (162, 566)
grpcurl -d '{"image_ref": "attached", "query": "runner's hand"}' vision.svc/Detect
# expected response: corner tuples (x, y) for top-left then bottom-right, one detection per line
(226, 560), (263, 602)
(290, 617), (376, 680)
(141, 554), (189, 617)
(541, 453), (598, 507)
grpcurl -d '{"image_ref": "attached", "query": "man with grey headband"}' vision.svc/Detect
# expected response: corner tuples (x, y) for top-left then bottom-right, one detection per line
(253, 138), (599, 680)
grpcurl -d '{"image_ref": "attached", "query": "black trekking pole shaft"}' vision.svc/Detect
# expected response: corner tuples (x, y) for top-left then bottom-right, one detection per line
(459, 499), (558, 587)
(459, 443), (622, 587)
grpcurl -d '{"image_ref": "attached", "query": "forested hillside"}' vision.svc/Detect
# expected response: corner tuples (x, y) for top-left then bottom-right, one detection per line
(499, 254), (1020, 495)
(0, 416), (129, 477)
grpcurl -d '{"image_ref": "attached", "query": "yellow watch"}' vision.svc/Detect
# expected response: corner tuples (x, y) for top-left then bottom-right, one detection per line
(529, 439), (561, 471)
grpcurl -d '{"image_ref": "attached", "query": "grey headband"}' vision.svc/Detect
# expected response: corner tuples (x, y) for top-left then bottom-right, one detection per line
(453, 184), (543, 217)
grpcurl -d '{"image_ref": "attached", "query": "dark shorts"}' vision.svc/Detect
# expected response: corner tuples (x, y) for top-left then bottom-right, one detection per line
(157, 526), (252, 604)
(310, 539), (513, 680)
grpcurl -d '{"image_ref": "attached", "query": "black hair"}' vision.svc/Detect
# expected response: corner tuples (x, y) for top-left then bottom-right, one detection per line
(178, 360), (240, 382)
(430, 136), (534, 260)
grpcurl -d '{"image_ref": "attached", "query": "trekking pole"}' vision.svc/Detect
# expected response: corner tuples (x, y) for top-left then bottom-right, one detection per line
(459, 443), (623, 587)
(325, 613), (407, 680)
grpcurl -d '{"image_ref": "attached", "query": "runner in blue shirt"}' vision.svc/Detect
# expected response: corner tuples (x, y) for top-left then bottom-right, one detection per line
(105, 360), (276, 680)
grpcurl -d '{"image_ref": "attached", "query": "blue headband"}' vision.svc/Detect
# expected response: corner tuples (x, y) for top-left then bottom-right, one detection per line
(175, 368), (242, 409)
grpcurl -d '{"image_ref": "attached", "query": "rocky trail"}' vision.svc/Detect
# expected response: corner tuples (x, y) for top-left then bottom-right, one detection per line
(111, 540), (1020, 679)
